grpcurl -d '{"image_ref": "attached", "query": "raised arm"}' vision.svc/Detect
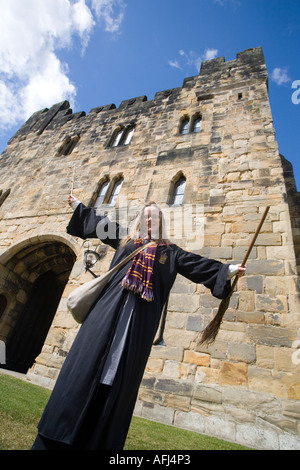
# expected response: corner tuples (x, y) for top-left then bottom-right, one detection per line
(66, 195), (120, 249)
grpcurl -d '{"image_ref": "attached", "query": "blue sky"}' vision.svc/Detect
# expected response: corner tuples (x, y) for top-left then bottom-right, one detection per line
(0, 0), (299, 188)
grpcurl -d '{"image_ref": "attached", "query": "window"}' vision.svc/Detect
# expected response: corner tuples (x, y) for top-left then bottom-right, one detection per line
(94, 180), (110, 207)
(179, 114), (202, 135)
(123, 127), (135, 145)
(110, 126), (135, 147)
(111, 129), (124, 147)
(107, 178), (124, 206)
(171, 176), (186, 205)
(192, 116), (202, 133)
(57, 135), (80, 156)
(180, 118), (190, 135)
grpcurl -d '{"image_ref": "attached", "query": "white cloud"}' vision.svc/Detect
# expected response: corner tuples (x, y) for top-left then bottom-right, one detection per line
(203, 48), (219, 61)
(20, 52), (77, 119)
(271, 67), (291, 86)
(168, 48), (218, 73)
(0, 0), (125, 133)
(168, 60), (181, 70)
(91, 0), (126, 33)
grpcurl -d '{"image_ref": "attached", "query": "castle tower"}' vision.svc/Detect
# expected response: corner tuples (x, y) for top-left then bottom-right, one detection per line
(0, 47), (299, 449)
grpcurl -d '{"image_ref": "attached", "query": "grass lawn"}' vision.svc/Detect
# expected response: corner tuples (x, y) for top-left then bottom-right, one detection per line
(0, 372), (250, 450)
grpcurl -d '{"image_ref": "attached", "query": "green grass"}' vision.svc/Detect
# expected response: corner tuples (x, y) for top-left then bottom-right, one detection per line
(0, 372), (250, 450)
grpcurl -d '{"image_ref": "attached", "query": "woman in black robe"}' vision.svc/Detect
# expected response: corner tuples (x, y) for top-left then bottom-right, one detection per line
(32, 198), (245, 450)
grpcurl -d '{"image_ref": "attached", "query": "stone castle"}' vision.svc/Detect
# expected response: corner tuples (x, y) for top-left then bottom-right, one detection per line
(0, 47), (299, 450)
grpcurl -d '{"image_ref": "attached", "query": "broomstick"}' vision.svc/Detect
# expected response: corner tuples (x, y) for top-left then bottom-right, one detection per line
(199, 206), (270, 346)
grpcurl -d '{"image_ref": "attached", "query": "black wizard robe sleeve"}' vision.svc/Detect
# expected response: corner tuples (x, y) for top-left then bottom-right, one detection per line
(35, 203), (231, 450)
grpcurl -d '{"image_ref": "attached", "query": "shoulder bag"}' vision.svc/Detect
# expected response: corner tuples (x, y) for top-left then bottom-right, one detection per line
(67, 241), (155, 324)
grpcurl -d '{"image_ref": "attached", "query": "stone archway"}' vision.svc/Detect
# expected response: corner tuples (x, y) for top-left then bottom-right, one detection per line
(0, 238), (76, 373)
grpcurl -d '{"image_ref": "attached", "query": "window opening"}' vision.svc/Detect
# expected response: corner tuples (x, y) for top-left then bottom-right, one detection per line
(123, 127), (135, 145)
(94, 180), (110, 207)
(107, 178), (123, 206)
(180, 119), (190, 135)
(193, 116), (202, 133)
(171, 176), (186, 205)
(111, 129), (124, 147)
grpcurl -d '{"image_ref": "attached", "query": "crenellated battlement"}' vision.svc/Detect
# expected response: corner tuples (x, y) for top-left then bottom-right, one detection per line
(7, 47), (268, 145)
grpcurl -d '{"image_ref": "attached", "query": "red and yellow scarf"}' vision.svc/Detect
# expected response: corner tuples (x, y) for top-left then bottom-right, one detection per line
(121, 239), (157, 302)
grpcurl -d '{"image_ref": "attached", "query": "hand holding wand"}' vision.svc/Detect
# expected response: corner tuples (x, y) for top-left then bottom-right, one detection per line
(199, 206), (270, 346)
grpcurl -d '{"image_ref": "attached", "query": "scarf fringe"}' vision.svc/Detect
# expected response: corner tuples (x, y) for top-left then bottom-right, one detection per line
(121, 275), (154, 302)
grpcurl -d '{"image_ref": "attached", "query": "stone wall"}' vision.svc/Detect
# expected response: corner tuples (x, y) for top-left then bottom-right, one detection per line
(0, 47), (299, 449)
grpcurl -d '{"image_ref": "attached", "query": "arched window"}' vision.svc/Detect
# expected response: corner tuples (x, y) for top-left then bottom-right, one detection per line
(111, 128), (124, 147)
(107, 178), (124, 206)
(171, 176), (186, 205)
(57, 135), (80, 156)
(192, 115), (202, 133)
(94, 179), (110, 207)
(110, 125), (135, 147)
(0, 294), (7, 320)
(180, 118), (190, 135)
(123, 126), (135, 145)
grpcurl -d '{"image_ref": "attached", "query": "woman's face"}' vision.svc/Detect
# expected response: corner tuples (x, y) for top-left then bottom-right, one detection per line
(140, 205), (161, 239)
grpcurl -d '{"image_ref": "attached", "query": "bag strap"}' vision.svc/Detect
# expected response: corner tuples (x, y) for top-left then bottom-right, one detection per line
(106, 241), (156, 277)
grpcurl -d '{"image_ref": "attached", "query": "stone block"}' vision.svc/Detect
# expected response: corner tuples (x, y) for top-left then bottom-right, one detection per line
(245, 275), (264, 293)
(150, 345), (184, 361)
(186, 315), (206, 332)
(282, 400), (300, 420)
(206, 415), (236, 442)
(256, 345), (275, 369)
(236, 422), (279, 450)
(274, 347), (300, 373)
(238, 291), (255, 312)
(196, 339), (228, 359)
(255, 294), (287, 313)
(138, 388), (164, 406)
(141, 403), (174, 425)
(279, 433), (300, 450)
(183, 350), (210, 366)
(165, 394), (191, 412)
(168, 293), (199, 313)
(195, 366), (220, 384)
(219, 361), (248, 386)
(162, 360), (181, 378)
(190, 398), (224, 416)
(256, 233), (282, 246)
(246, 260), (284, 276)
(227, 342), (256, 363)
(175, 410), (206, 435)
(247, 325), (297, 347)
(155, 378), (194, 397)
(145, 358), (164, 375)
(194, 384), (222, 403)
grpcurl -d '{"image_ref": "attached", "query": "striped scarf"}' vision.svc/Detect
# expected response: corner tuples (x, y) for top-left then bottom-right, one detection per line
(121, 238), (157, 302)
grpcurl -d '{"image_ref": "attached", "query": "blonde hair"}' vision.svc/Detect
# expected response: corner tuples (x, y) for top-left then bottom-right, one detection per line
(120, 201), (170, 247)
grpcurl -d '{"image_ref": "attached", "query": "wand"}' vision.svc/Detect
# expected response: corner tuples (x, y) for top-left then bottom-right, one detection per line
(199, 206), (270, 345)
(70, 166), (76, 196)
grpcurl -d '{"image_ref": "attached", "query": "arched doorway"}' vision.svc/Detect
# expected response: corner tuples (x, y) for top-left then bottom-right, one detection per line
(5, 271), (66, 373)
(0, 239), (76, 374)
(0, 295), (7, 320)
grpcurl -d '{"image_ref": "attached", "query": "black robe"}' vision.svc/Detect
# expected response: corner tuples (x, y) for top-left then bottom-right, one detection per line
(35, 203), (231, 450)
